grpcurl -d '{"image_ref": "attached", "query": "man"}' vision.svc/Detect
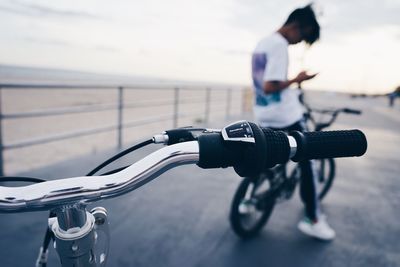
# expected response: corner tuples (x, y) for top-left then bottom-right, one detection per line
(388, 86), (400, 107)
(252, 5), (335, 240)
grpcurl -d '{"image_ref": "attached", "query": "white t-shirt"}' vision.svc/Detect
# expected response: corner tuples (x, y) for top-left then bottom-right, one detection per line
(252, 32), (304, 128)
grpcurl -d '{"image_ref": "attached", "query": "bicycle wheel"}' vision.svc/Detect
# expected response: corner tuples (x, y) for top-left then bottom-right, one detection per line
(314, 158), (336, 200)
(229, 175), (275, 238)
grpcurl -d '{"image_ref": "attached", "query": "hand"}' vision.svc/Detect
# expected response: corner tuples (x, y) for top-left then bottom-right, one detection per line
(294, 71), (318, 84)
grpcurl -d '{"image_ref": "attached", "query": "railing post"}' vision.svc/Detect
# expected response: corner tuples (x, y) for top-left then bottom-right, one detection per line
(117, 86), (124, 150)
(173, 87), (179, 128)
(241, 88), (246, 115)
(0, 87), (3, 176)
(225, 88), (232, 120)
(204, 87), (211, 126)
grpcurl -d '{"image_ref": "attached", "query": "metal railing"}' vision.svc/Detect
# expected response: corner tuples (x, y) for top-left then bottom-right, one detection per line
(0, 83), (248, 175)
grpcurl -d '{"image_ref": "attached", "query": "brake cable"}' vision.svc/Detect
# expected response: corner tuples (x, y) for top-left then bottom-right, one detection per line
(86, 138), (154, 176)
(0, 176), (46, 183)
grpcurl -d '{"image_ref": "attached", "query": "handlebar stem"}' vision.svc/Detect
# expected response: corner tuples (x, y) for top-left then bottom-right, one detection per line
(56, 204), (88, 231)
(49, 209), (98, 267)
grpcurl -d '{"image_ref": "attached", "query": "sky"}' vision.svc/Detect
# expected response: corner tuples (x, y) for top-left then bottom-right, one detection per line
(0, 0), (399, 93)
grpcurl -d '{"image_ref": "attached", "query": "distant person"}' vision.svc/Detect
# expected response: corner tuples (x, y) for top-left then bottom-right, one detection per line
(388, 86), (400, 107)
(252, 5), (335, 240)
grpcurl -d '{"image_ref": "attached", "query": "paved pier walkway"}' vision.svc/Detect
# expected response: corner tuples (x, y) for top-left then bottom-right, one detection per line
(0, 92), (399, 267)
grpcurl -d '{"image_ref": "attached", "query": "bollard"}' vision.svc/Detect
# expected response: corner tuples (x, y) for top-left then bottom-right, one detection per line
(173, 87), (179, 128)
(226, 88), (232, 120)
(0, 87), (3, 176)
(204, 88), (211, 126)
(117, 87), (124, 150)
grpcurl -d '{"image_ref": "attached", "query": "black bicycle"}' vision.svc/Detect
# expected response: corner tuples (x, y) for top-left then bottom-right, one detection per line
(229, 100), (362, 238)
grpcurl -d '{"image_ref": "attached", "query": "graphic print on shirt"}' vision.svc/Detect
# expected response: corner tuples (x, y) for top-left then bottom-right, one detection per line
(252, 53), (281, 106)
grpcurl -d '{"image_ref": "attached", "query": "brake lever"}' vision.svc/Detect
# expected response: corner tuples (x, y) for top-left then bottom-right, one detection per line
(153, 127), (220, 145)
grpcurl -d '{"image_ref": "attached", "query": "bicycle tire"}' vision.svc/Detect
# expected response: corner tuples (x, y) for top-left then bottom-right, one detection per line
(229, 176), (275, 238)
(316, 158), (336, 200)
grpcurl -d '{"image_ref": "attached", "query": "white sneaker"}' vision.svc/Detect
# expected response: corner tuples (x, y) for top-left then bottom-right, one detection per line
(298, 216), (336, 241)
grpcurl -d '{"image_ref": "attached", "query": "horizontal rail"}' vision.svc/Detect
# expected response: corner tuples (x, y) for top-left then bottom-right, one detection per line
(2, 115), (171, 150)
(0, 83), (244, 91)
(2, 110), (210, 150)
(3, 125), (118, 150)
(1, 100), (175, 119)
(1, 97), (220, 120)
(2, 102), (119, 119)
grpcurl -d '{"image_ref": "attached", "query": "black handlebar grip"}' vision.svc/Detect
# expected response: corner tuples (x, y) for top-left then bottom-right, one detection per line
(260, 127), (291, 167)
(197, 133), (244, 169)
(290, 130), (367, 162)
(232, 123), (291, 177)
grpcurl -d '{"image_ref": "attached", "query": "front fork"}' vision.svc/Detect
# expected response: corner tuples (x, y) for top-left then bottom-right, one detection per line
(47, 206), (110, 267)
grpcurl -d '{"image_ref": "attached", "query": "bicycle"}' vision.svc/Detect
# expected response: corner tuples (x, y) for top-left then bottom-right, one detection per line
(0, 121), (367, 266)
(229, 99), (362, 238)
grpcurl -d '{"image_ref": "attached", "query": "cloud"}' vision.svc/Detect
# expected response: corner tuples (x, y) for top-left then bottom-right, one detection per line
(22, 37), (119, 53)
(229, 0), (400, 40)
(0, 0), (106, 20)
(322, 0), (400, 32)
(23, 37), (76, 47)
(92, 45), (119, 53)
(228, 1), (301, 33)
(221, 48), (251, 56)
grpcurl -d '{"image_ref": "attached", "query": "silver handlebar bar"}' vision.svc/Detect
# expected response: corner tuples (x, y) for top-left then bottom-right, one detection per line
(0, 141), (199, 213)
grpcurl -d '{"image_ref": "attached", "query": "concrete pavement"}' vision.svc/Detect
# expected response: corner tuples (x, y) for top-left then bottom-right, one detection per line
(0, 91), (399, 267)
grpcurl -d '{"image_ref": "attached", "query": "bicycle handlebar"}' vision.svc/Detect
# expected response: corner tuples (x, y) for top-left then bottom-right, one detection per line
(0, 142), (199, 213)
(307, 107), (362, 131)
(0, 121), (367, 213)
